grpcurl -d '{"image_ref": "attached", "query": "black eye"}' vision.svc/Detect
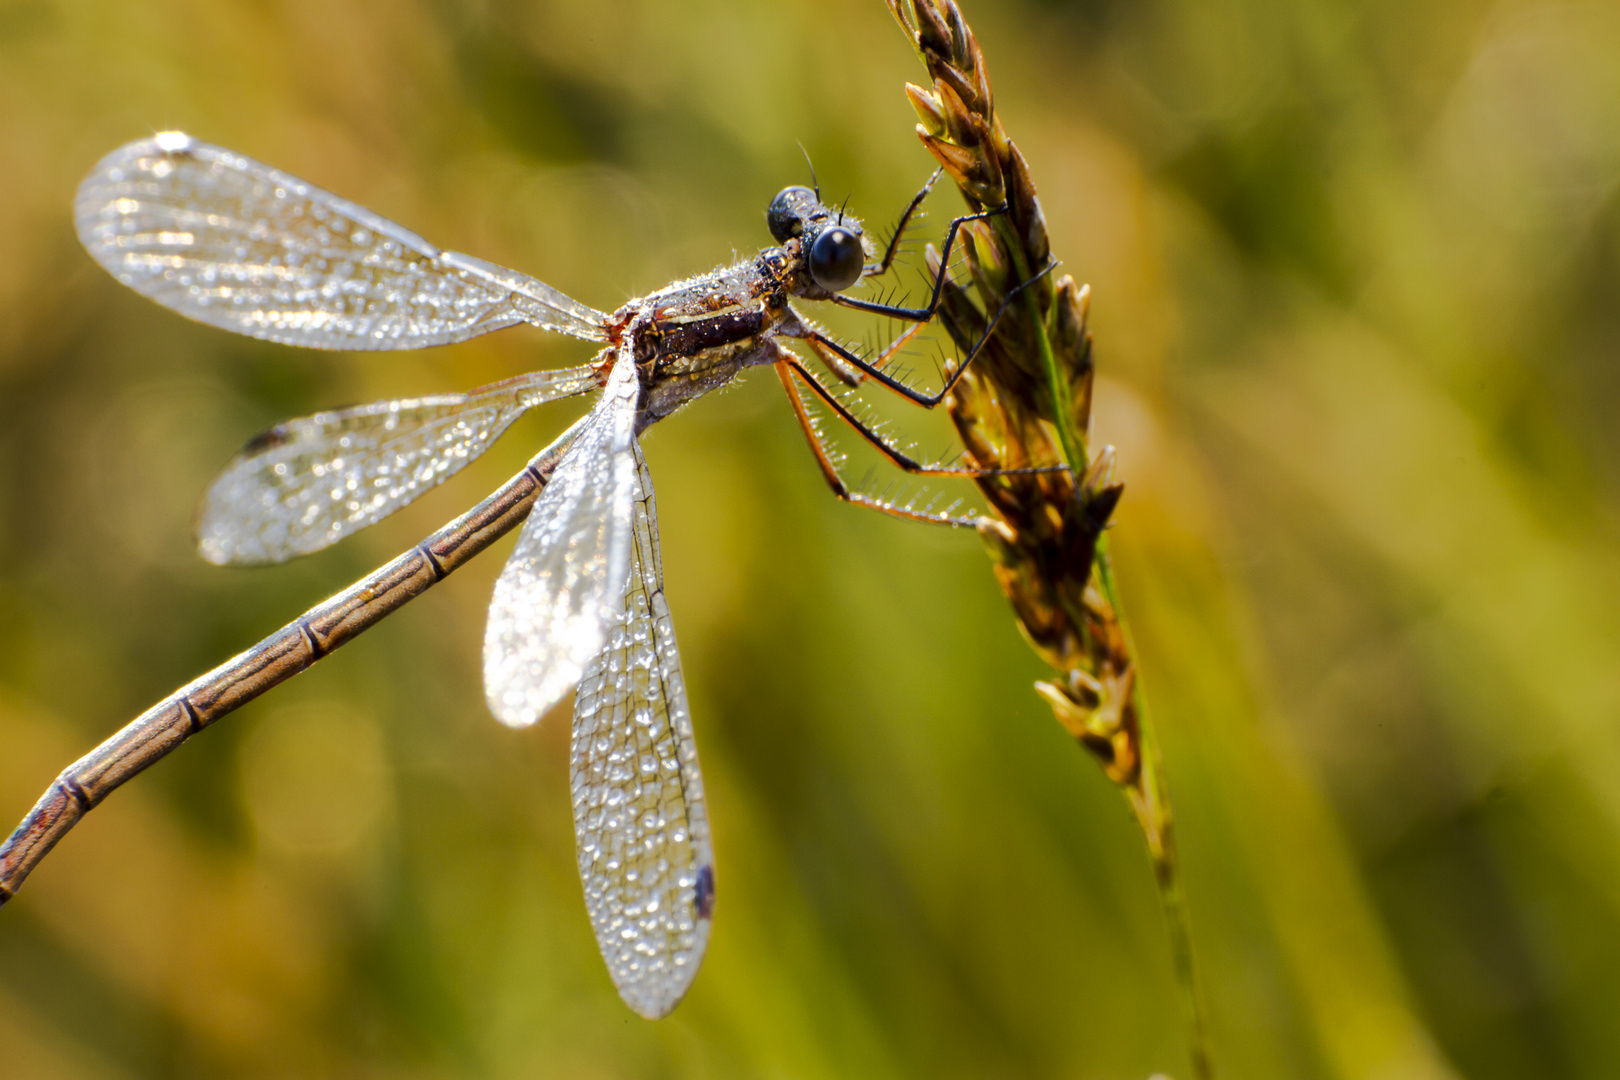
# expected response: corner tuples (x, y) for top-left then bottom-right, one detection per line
(808, 227), (863, 292)
(768, 186), (816, 243)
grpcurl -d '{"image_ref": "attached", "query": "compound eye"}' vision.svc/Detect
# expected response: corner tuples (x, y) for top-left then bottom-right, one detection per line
(808, 227), (863, 292)
(768, 186), (816, 242)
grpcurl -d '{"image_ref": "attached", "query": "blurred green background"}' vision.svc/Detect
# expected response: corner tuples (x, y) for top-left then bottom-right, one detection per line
(2, 0), (1618, 1076)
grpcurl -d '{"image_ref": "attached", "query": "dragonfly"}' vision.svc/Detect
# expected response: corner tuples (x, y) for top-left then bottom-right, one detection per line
(0, 131), (1048, 1019)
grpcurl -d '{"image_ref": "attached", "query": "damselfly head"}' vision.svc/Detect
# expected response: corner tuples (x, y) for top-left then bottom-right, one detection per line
(806, 223), (863, 292)
(767, 185), (819, 242)
(767, 185), (867, 294)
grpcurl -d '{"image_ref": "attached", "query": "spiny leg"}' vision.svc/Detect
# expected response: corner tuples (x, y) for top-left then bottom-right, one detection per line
(774, 359), (975, 528)
(804, 319), (927, 389)
(823, 187), (1005, 390)
(835, 203), (1004, 322)
(815, 196), (935, 387)
(864, 168), (943, 280)
(782, 357), (980, 478)
(775, 356), (1067, 528)
(796, 259), (1057, 409)
(782, 355), (1065, 481)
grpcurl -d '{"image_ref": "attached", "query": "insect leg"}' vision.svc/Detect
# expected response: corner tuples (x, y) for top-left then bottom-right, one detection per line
(793, 259), (1056, 408)
(782, 355), (1065, 481)
(774, 355), (1067, 528)
(804, 319), (928, 388)
(774, 359), (976, 527)
(863, 169), (943, 279)
(835, 203), (1005, 321)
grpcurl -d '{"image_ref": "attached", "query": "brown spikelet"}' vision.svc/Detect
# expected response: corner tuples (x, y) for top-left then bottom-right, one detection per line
(885, 2), (1213, 1076)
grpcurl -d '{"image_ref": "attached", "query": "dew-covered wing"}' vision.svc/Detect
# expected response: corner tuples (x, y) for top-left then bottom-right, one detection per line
(196, 365), (602, 565)
(483, 349), (639, 728)
(572, 441), (713, 1019)
(75, 132), (610, 349)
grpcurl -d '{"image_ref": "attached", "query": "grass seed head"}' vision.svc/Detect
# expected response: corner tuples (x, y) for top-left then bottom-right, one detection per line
(888, 0), (1138, 786)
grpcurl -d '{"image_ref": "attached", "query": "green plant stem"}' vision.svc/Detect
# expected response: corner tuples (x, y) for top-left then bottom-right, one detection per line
(1096, 546), (1213, 1080)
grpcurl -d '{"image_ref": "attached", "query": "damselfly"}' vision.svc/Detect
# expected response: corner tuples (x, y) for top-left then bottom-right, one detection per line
(0, 132), (1048, 1018)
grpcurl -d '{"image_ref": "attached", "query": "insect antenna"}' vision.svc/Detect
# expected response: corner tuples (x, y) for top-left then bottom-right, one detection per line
(796, 142), (821, 200)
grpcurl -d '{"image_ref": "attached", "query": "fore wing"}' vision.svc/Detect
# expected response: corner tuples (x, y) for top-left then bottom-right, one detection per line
(572, 440), (714, 1019)
(75, 132), (611, 349)
(197, 365), (603, 565)
(483, 348), (639, 727)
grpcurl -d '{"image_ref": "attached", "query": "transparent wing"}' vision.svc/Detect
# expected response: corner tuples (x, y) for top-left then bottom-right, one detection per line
(75, 132), (611, 349)
(196, 364), (604, 565)
(483, 348), (639, 728)
(572, 442), (713, 1019)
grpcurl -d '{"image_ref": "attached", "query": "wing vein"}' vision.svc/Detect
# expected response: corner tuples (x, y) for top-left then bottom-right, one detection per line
(76, 134), (611, 350)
